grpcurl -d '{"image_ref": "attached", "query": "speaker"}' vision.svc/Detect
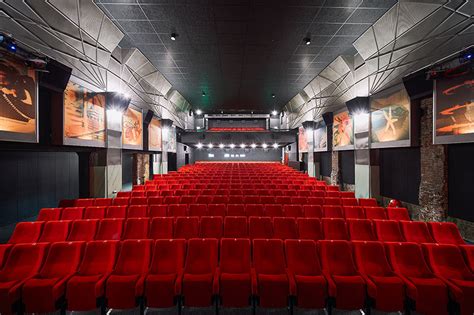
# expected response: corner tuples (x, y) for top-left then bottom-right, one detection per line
(322, 112), (333, 126)
(403, 71), (433, 100)
(346, 97), (370, 115)
(38, 60), (72, 92)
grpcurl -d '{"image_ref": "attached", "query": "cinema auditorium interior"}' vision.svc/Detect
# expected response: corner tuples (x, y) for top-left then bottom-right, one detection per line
(0, 1), (473, 315)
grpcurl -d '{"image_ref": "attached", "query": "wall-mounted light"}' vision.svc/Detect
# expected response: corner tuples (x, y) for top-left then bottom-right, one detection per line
(195, 109), (202, 115)
(219, 143), (225, 149)
(202, 91), (206, 97)
(262, 143), (268, 149)
(229, 143), (235, 149)
(273, 143), (279, 149)
(106, 108), (123, 123)
(208, 143), (213, 149)
(251, 143), (257, 149)
(196, 142), (203, 149)
(240, 143), (246, 149)
(304, 37), (311, 45)
(271, 110), (278, 116)
(170, 33), (178, 41)
(272, 94), (275, 98)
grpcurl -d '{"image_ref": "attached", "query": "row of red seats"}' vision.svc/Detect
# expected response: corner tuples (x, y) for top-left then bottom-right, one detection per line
(136, 183), (332, 191)
(7, 217), (465, 245)
(39, 204), (409, 221)
(124, 189), (345, 197)
(1, 239), (472, 314)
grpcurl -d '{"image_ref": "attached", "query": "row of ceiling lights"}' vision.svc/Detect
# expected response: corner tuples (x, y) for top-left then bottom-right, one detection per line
(194, 109), (279, 116)
(196, 143), (279, 149)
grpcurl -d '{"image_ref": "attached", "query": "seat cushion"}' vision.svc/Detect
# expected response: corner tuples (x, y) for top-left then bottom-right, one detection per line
(66, 275), (103, 311)
(407, 276), (448, 315)
(182, 273), (214, 307)
(332, 275), (366, 310)
(294, 275), (327, 309)
(106, 275), (140, 309)
(0, 280), (21, 313)
(145, 274), (177, 308)
(450, 279), (474, 315)
(22, 277), (62, 313)
(369, 275), (405, 312)
(220, 273), (252, 307)
(257, 273), (289, 308)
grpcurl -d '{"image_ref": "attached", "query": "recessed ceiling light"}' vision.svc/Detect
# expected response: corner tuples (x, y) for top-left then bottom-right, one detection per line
(202, 91), (206, 96)
(272, 94), (275, 98)
(170, 33), (178, 40)
(304, 37), (311, 45)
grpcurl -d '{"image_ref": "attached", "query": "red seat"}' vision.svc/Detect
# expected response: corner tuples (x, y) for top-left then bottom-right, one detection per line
(105, 205), (127, 218)
(83, 206), (106, 219)
(273, 217), (298, 240)
(130, 197), (148, 206)
(223, 216), (248, 238)
(37, 208), (61, 221)
(285, 239), (327, 309)
(182, 238), (219, 307)
(200, 216), (223, 238)
(326, 191), (340, 198)
(67, 219), (98, 241)
(275, 196), (291, 205)
(249, 217), (273, 239)
(74, 198), (95, 207)
(196, 196), (213, 204)
(324, 197), (341, 205)
(423, 243), (474, 315)
(322, 218), (348, 240)
(145, 239), (186, 308)
(353, 241), (405, 312)
(374, 220), (404, 242)
(149, 217), (174, 239)
(264, 204), (283, 217)
(8, 221), (43, 244)
(0, 245), (12, 269)
(212, 195), (229, 204)
(227, 204), (245, 216)
(400, 221), (434, 243)
(180, 195), (197, 204)
(290, 197), (307, 205)
(131, 191), (145, 197)
(123, 218), (149, 239)
(245, 204), (264, 217)
(149, 205), (167, 217)
(364, 207), (387, 220)
(347, 219), (376, 241)
(303, 205), (323, 218)
(319, 240), (366, 310)
(168, 204), (188, 217)
(66, 241), (119, 311)
(61, 207), (84, 220)
(94, 198), (113, 206)
(219, 238), (253, 307)
(341, 198), (358, 206)
(297, 218), (323, 241)
(174, 217), (199, 239)
(105, 240), (152, 309)
(343, 206), (365, 219)
(22, 242), (85, 313)
(208, 204), (226, 216)
(307, 197), (324, 205)
(340, 191), (355, 198)
(427, 222), (465, 245)
(283, 205), (303, 218)
(116, 192), (131, 198)
(460, 245), (474, 273)
(253, 239), (293, 308)
(127, 205), (148, 218)
(113, 197), (130, 206)
(244, 196), (261, 204)
(386, 207), (410, 221)
(260, 196), (275, 204)
(59, 199), (75, 207)
(323, 205), (344, 218)
(95, 218), (123, 240)
(189, 204), (208, 217)
(386, 242), (449, 315)
(0, 243), (49, 314)
(148, 197), (164, 205)
(38, 221), (70, 242)
(164, 196), (180, 204)
(359, 198), (377, 207)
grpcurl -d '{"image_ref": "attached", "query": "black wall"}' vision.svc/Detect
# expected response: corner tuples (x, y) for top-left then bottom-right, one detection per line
(177, 143), (194, 170)
(0, 151), (79, 227)
(319, 152), (332, 177)
(448, 143), (474, 222)
(287, 142), (297, 161)
(122, 152), (133, 190)
(340, 150), (355, 185)
(380, 147), (420, 205)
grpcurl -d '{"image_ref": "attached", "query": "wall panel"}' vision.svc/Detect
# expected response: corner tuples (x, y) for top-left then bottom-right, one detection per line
(448, 144), (474, 221)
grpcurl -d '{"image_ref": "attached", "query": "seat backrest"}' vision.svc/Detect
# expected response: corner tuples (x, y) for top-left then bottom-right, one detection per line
(184, 238), (219, 274)
(200, 216), (223, 238)
(220, 238), (251, 274)
(38, 220), (70, 242)
(74, 198), (95, 207)
(303, 205), (323, 218)
(149, 205), (167, 217)
(359, 198), (377, 207)
(168, 204), (188, 217)
(127, 205), (148, 218)
(84, 206), (106, 219)
(114, 239), (152, 275)
(67, 219), (98, 241)
(95, 198), (113, 206)
(341, 198), (358, 206)
(459, 245), (474, 273)
(174, 217), (199, 239)
(297, 218), (322, 241)
(180, 195), (197, 204)
(273, 217), (298, 240)
(227, 204), (245, 216)
(427, 222), (465, 245)
(105, 205), (127, 219)
(322, 218), (348, 240)
(78, 240), (119, 275)
(319, 240), (358, 276)
(264, 204), (283, 217)
(249, 217), (273, 239)
(130, 197), (148, 206)
(150, 217), (174, 239)
(386, 207), (410, 221)
(208, 204), (226, 216)
(148, 197), (164, 206)
(37, 208), (61, 221)
(112, 197), (130, 206)
(307, 197), (324, 206)
(189, 204), (208, 217)
(253, 239), (286, 274)
(61, 207), (84, 220)
(223, 216), (248, 238)
(364, 207), (387, 220)
(324, 197), (341, 205)
(353, 241), (394, 276)
(8, 221), (44, 244)
(150, 239), (186, 275)
(323, 205), (344, 218)
(347, 219), (376, 241)
(422, 244), (473, 280)
(0, 243), (49, 281)
(123, 218), (149, 240)
(400, 221), (434, 243)
(245, 204), (264, 217)
(213, 195), (229, 204)
(386, 242), (433, 278)
(39, 241), (84, 278)
(283, 205), (303, 218)
(343, 206), (365, 219)
(374, 220), (404, 242)
(285, 239), (322, 276)
(95, 219), (124, 240)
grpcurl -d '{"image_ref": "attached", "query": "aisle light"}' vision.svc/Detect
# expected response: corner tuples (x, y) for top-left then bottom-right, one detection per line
(262, 143), (268, 149)
(196, 143), (203, 149)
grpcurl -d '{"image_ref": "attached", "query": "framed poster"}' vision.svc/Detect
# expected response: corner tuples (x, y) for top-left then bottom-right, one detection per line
(63, 81), (106, 147)
(298, 126), (308, 153)
(434, 70), (474, 144)
(122, 106), (143, 149)
(333, 110), (354, 151)
(313, 124), (328, 152)
(167, 125), (177, 153)
(148, 116), (162, 151)
(370, 85), (411, 148)
(0, 56), (38, 143)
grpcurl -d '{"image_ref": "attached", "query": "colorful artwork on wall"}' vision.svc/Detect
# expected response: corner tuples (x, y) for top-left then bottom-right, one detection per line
(122, 106), (143, 149)
(0, 57), (37, 143)
(148, 117), (162, 151)
(314, 125), (327, 152)
(333, 110), (354, 149)
(298, 126), (308, 153)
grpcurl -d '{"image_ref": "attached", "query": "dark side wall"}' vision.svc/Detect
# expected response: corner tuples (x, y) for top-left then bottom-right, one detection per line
(177, 143), (194, 170)
(448, 143), (474, 221)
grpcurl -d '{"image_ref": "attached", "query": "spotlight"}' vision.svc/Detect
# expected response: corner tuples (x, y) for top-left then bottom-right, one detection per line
(196, 143), (203, 149)
(195, 109), (202, 115)
(8, 42), (16, 52)
(229, 143), (235, 149)
(208, 143), (213, 149)
(262, 143), (268, 149)
(304, 37), (311, 45)
(272, 94), (275, 98)
(240, 143), (246, 149)
(196, 126), (201, 130)
(202, 91), (206, 97)
(219, 143), (225, 149)
(273, 143), (279, 149)
(0, 35), (4, 44)
(170, 33), (178, 41)
(251, 143), (257, 149)
(271, 110), (278, 116)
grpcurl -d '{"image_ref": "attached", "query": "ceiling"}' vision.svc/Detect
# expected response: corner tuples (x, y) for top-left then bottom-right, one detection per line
(95, 0), (397, 113)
